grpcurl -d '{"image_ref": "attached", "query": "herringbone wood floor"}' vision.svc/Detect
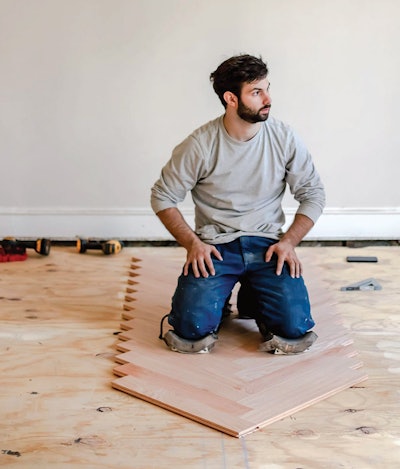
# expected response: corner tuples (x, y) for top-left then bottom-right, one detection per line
(113, 248), (367, 437)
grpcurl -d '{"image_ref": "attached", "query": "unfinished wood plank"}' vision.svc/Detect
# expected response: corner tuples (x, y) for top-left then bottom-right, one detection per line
(112, 248), (368, 437)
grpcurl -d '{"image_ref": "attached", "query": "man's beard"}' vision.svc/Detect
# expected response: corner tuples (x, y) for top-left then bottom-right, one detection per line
(237, 99), (271, 124)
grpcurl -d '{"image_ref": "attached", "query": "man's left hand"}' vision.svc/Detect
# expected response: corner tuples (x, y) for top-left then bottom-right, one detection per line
(265, 240), (302, 278)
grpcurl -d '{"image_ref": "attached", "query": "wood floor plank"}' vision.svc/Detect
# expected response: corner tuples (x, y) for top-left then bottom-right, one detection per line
(112, 248), (368, 436)
(112, 374), (253, 437)
(2, 245), (399, 467)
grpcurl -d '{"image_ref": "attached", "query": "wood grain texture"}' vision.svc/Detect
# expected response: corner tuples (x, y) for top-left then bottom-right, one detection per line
(112, 248), (367, 437)
(1, 246), (399, 468)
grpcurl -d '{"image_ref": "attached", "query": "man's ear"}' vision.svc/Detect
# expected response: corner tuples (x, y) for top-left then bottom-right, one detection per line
(223, 91), (238, 108)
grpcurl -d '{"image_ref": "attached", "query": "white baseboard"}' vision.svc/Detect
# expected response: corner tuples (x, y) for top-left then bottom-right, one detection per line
(0, 207), (399, 240)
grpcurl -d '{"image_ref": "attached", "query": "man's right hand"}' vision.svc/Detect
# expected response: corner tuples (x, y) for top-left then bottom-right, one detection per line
(184, 239), (223, 278)
(156, 207), (223, 278)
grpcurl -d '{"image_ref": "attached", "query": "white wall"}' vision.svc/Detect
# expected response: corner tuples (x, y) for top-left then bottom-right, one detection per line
(1, 0), (399, 240)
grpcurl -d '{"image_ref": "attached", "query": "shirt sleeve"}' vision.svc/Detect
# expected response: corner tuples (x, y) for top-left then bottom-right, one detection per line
(150, 136), (205, 214)
(285, 129), (326, 224)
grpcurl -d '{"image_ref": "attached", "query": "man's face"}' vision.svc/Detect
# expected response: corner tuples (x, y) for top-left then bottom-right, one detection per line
(236, 77), (271, 124)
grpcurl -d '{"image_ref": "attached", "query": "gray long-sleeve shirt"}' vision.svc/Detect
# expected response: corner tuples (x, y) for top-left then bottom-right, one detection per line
(151, 115), (325, 244)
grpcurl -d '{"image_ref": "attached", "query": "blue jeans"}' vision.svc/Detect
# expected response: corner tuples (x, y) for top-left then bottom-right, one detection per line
(168, 236), (314, 340)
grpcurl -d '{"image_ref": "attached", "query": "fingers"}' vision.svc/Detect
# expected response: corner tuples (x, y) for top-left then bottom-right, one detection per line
(274, 259), (299, 278)
(285, 259), (302, 278)
(184, 245), (223, 278)
(186, 257), (212, 278)
(184, 258), (204, 278)
(275, 256), (285, 277)
(211, 246), (223, 261)
(265, 242), (302, 278)
(265, 245), (273, 263)
(276, 257), (302, 278)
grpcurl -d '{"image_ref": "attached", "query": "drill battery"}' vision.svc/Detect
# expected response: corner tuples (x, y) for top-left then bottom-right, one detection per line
(0, 237), (51, 262)
(0, 244), (27, 262)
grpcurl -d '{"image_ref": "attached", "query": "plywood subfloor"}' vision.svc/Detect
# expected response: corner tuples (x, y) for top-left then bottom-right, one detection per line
(1, 246), (399, 468)
(112, 249), (367, 437)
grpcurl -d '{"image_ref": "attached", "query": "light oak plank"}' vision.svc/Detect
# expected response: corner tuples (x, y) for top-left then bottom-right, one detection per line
(113, 249), (368, 437)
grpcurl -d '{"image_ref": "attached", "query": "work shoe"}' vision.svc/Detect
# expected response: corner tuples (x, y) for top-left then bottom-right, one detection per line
(259, 331), (318, 354)
(162, 330), (217, 354)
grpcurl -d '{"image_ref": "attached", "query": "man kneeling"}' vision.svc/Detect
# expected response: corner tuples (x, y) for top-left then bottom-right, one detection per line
(151, 55), (325, 355)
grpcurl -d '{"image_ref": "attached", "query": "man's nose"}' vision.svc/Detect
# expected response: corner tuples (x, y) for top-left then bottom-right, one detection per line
(263, 92), (271, 105)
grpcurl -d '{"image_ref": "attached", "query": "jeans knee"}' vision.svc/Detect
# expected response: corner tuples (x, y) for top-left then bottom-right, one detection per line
(257, 300), (314, 339)
(280, 324), (309, 339)
(168, 307), (221, 340)
(279, 307), (315, 338)
(170, 271), (235, 340)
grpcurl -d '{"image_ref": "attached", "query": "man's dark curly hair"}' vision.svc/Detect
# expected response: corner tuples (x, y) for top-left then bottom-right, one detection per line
(210, 54), (268, 108)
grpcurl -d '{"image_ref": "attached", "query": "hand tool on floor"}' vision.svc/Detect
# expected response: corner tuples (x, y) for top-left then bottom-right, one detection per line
(340, 278), (382, 291)
(346, 256), (378, 263)
(76, 238), (124, 255)
(0, 237), (51, 258)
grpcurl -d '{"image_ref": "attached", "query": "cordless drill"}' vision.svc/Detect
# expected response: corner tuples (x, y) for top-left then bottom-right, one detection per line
(76, 238), (124, 255)
(0, 237), (51, 255)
